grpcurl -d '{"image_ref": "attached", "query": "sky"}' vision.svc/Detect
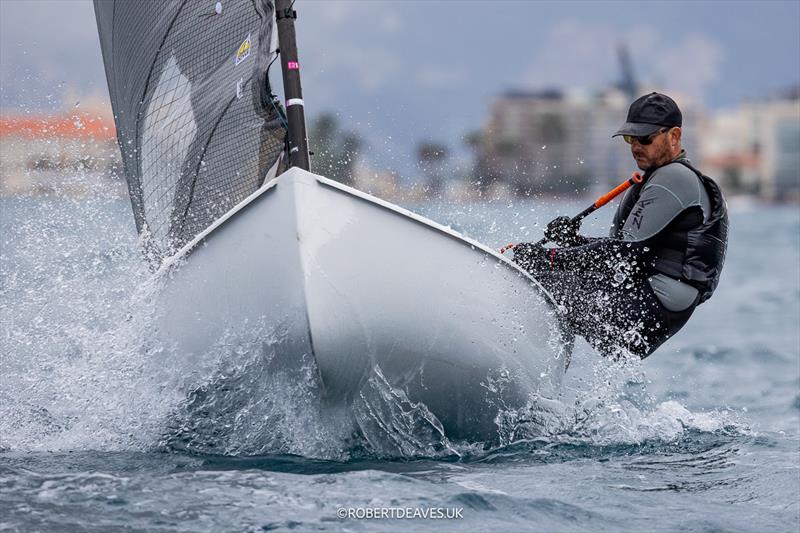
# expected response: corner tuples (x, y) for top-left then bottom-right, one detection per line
(1, 0), (798, 174)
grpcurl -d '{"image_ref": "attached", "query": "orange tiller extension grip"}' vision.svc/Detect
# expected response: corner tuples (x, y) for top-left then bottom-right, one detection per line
(593, 172), (643, 209)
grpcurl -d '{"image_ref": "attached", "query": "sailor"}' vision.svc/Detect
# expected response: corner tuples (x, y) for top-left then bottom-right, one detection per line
(514, 92), (729, 358)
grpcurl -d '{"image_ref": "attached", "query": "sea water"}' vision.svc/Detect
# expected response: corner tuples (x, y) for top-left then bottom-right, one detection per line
(1, 184), (798, 532)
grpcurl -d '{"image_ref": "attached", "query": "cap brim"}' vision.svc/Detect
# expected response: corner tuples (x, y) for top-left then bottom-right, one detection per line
(612, 122), (662, 138)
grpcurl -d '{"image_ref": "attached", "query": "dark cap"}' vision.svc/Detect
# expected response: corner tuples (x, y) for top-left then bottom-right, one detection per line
(613, 92), (682, 138)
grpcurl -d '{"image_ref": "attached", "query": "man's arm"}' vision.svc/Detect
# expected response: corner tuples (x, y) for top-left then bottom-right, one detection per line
(514, 238), (647, 274)
(515, 164), (701, 273)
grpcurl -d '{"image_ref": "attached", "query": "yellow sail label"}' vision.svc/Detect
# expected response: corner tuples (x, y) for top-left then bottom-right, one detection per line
(235, 33), (252, 65)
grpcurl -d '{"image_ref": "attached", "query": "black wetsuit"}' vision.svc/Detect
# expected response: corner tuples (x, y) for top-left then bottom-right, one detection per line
(515, 153), (727, 358)
(532, 255), (697, 359)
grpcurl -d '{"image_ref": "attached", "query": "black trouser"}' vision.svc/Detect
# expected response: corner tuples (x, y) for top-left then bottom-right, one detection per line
(534, 270), (697, 359)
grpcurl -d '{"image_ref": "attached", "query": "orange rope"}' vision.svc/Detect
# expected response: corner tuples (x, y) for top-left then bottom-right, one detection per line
(499, 243), (516, 254)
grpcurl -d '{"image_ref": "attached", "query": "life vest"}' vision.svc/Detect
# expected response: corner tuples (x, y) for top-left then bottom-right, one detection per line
(612, 159), (729, 304)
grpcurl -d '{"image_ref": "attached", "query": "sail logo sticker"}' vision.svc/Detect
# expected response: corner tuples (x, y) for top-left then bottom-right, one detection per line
(235, 34), (251, 65)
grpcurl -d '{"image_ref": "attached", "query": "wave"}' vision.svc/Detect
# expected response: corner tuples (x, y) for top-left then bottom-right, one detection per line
(0, 194), (750, 461)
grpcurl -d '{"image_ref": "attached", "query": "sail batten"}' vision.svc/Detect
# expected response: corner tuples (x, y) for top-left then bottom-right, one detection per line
(95, 0), (286, 259)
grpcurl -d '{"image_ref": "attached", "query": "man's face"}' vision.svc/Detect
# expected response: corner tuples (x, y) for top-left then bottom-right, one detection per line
(629, 128), (678, 171)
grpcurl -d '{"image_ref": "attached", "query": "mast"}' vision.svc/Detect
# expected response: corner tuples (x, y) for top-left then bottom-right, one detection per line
(275, 0), (310, 170)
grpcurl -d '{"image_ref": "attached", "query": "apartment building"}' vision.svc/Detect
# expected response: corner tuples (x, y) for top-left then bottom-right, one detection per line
(478, 88), (701, 196)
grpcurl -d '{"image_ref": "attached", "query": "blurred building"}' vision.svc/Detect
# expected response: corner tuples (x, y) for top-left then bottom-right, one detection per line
(0, 107), (122, 196)
(701, 90), (800, 201)
(477, 88), (591, 195)
(699, 109), (761, 195)
(477, 87), (701, 196)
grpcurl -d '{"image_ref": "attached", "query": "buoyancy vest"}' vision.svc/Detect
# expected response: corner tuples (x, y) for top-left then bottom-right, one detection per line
(613, 160), (729, 304)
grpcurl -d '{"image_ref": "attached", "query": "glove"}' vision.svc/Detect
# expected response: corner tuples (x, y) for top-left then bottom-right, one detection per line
(512, 242), (552, 273)
(544, 216), (582, 247)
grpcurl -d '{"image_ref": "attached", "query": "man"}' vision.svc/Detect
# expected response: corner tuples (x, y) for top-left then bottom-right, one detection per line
(514, 92), (728, 358)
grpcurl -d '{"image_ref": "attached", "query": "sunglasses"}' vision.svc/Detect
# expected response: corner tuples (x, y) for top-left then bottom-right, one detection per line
(623, 127), (669, 146)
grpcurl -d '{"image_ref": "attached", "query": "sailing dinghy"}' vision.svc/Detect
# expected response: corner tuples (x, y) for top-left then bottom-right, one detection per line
(95, 0), (572, 442)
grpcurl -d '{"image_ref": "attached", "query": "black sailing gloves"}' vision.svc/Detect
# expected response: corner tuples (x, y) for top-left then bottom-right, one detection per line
(543, 216), (598, 247)
(544, 216), (582, 247)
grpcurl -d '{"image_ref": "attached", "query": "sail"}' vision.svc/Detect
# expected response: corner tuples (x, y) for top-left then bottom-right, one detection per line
(94, 0), (287, 258)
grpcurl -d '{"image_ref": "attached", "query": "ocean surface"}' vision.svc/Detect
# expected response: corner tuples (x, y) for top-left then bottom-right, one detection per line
(1, 183), (798, 532)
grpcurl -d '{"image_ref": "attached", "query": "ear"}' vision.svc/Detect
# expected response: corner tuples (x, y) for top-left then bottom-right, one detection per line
(671, 127), (682, 146)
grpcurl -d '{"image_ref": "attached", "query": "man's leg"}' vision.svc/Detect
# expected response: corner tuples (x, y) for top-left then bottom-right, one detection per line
(533, 270), (679, 359)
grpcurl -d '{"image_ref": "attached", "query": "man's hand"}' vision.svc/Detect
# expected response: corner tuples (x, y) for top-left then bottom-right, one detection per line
(544, 216), (582, 246)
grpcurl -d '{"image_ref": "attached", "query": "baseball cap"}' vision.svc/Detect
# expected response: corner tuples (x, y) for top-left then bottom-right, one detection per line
(613, 92), (683, 138)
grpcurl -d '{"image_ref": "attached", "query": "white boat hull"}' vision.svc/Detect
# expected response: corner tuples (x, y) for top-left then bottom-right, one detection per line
(154, 168), (570, 441)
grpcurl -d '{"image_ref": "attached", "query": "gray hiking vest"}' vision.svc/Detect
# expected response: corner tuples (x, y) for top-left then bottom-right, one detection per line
(613, 160), (729, 304)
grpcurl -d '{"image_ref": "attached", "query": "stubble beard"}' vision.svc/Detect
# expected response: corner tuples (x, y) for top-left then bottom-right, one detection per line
(633, 142), (672, 172)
